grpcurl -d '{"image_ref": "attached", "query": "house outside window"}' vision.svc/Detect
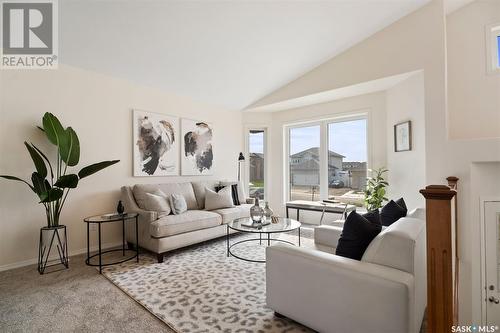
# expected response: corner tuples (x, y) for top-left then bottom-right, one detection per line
(289, 125), (321, 201)
(248, 129), (266, 200)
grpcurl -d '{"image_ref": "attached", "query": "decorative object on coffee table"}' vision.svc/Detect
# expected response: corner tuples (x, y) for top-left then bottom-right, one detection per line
(84, 212), (139, 274)
(0, 112), (120, 274)
(263, 201), (273, 220)
(394, 120), (412, 152)
(250, 197), (264, 223)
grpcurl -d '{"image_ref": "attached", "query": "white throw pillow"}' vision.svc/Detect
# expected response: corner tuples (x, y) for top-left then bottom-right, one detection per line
(205, 186), (234, 210)
(170, 194), (188, 215)
(143, 189), (171, 215)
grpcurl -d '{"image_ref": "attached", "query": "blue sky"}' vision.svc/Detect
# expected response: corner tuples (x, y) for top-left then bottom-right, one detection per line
(249, 131), (265, 154)
(328, 119), (367, 162)
(249, 119), (367, 162)
(497, 35), (500, 66)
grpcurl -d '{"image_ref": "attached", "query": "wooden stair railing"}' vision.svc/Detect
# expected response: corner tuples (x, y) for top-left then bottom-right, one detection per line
(420, 177), (459, 333)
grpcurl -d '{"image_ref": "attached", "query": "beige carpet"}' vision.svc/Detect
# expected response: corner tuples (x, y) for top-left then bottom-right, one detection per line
(1, 228), (425, 333)
(101, 232), (315, 333)
(0, 253), (170, 333)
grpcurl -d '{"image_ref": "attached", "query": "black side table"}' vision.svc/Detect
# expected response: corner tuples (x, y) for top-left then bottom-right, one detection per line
(84, 213), (139, 273)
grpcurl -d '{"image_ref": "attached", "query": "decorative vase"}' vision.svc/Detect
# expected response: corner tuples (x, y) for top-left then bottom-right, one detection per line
(117, 200), (125, 215)
(263, 201), (273, 220)
(250, 198), (264, 223)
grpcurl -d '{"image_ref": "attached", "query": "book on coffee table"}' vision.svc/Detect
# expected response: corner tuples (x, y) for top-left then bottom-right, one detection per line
(241, 220), (271, 228)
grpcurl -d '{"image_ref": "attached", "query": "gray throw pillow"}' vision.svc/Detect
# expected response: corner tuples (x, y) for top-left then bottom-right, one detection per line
(143, 190), (171, 215)
(205, 186), (234, 210)
(170, 194), (188, 215)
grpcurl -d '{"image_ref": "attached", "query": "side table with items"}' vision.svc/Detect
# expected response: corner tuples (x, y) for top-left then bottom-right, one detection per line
(84, 212), (139, 273)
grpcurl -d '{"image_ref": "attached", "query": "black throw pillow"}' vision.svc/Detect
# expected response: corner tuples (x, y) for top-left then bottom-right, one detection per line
(362, 209), (381, 225)
(380, 198), (408, 226)
(216, 185), (241, 206)
(396, 198), (407, 212)
(231, 184), (241, 206)
(335, 211), (382, 261)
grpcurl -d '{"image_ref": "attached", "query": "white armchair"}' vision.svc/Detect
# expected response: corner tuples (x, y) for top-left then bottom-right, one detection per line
(266, 210), (426, 333)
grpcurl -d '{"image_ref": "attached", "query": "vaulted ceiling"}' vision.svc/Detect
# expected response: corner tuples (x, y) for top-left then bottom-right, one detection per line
(60, 0), (435, 110)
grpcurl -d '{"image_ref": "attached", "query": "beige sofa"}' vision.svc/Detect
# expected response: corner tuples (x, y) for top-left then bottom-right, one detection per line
(121, 180), (253, 262)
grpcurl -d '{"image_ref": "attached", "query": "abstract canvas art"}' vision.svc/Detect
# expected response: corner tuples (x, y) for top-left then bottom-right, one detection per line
(133, 110), (179, 176)
(181, 118), (214, 175)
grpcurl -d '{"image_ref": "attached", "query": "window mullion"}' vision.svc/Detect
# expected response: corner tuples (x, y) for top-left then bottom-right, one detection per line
(319, 121), (329, 200)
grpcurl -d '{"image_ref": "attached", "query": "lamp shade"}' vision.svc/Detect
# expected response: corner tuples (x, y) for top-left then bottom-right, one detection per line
(238, 152), (245, 161)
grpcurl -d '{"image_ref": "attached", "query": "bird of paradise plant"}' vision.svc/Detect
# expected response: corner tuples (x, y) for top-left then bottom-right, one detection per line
(0, 113), (120, 227)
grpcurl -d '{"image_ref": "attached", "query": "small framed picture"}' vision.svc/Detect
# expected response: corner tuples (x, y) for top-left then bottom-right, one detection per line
(394, 121), (412, 152)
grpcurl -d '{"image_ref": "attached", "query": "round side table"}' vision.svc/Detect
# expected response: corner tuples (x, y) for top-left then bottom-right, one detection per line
(84, 213), (139, 273)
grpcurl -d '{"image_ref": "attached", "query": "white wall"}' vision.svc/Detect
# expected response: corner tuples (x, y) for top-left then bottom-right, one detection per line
(243, 91), (387, 224)
(386, 72), (426, 209)
(447, 0), (500, 140)
(0, 65), (242, 270)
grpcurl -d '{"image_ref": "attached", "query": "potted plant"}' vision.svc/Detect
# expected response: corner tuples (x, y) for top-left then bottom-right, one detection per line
(0, 113), (119, 273)
(364, 167), (389, 211)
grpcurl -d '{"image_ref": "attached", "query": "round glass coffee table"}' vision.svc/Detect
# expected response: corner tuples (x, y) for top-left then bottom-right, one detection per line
(226, 217), (301, 263)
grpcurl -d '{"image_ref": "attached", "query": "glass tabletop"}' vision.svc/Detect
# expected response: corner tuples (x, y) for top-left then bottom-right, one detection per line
(84, 212), (139, 223)
(228, 217), (300, 233)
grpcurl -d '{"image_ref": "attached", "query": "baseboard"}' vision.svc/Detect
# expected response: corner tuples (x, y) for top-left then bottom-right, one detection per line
(0, 241), (123, 272)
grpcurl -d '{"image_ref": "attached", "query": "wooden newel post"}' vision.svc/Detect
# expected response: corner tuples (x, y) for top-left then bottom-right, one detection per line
(420, 180), (458, 333)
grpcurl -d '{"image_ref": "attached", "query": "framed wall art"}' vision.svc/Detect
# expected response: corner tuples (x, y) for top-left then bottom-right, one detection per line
(394, 120), (412, 152)
(133, 109), (179, 176)
(181, 118), (214, 175)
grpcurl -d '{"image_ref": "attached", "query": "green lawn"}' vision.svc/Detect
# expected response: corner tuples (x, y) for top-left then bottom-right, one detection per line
(250, 180), (264, 188)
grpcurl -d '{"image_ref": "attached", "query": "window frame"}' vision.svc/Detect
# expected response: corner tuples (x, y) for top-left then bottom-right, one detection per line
(486, 23), (500, 74)
(245, 127), (268, 201)
(283, 111), (370, 204)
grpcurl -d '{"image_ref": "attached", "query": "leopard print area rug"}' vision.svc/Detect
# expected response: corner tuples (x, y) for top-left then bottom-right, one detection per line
(101, 229), (316, 333)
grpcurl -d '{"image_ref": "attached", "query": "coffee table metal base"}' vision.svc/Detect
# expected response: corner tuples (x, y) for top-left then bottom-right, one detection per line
(226, 225), (301, 263)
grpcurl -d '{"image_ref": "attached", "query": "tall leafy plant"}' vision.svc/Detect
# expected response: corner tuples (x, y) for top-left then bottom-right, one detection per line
(364, 167), (389, 211)
(0, 113), (119, 227)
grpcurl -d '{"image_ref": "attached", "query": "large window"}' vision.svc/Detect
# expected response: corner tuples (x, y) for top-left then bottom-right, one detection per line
(328, 119), (367, 200)
(286, 116), (367, 204)
(289, 125), (321, 201)
(248, 129), (265, 200)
